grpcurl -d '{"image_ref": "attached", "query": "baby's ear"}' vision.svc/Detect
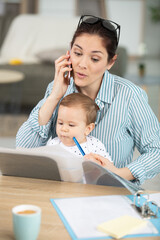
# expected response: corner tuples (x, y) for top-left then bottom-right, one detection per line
(85, 123), (95, 136)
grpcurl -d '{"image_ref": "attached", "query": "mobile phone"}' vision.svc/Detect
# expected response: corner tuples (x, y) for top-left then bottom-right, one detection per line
(67, 50), (72, 84)
(68, 57), (71, 80)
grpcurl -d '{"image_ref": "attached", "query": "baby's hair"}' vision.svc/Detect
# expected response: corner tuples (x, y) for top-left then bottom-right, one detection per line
(59, 93), (99, 125)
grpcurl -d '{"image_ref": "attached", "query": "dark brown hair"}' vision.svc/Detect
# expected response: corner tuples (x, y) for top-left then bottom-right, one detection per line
(71, 21), (118, 62)
(59, 93), (99, 125)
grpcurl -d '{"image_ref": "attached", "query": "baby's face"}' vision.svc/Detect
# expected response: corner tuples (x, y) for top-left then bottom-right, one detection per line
(56, 105), (88, 146)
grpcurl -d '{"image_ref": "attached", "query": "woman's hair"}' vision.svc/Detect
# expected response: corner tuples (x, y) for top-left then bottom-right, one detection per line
(71, 20), (118, 62)
(59, 93), (99, 125)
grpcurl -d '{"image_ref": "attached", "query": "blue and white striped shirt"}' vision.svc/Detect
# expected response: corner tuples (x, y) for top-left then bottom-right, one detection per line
(16, 70), (160, 185)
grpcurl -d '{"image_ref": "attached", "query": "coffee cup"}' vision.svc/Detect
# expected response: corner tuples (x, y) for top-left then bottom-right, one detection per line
(12, 204), (41, 240)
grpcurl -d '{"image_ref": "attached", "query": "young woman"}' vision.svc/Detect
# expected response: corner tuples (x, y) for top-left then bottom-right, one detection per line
(16, 15), (160, 185)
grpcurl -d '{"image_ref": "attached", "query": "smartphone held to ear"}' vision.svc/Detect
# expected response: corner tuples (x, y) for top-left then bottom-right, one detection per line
(66, 51), (72, 85)
(68, 60), (71, 80)
(64, 50), (72, 85)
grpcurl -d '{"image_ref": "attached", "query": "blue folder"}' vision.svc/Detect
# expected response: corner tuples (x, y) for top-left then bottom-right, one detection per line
(50, 194), (160, 240)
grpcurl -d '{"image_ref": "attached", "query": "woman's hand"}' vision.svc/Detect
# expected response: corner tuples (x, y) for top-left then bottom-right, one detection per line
(84, 153), (135, 181)
(84, 153), (116, 172)
(51, 51), (72, 100)
(39, 51), (72, 126)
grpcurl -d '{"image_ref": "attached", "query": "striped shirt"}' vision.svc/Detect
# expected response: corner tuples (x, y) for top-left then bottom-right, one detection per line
(16, 70), (160, 185)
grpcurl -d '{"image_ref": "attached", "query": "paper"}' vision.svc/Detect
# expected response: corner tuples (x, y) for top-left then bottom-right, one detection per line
(0, 145), (83, 183)
(51, 195), (158, 239)
(83, 161), (143, 194)
(97, 215), (147, 239)
(144, 193), (160, 207)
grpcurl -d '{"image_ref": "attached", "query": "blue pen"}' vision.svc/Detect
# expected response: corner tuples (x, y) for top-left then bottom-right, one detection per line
(73, 137), (85, 156)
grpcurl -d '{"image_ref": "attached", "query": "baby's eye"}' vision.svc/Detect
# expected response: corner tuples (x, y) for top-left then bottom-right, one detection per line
(69, 124), (75, 127)
(58, 122), (63, 125)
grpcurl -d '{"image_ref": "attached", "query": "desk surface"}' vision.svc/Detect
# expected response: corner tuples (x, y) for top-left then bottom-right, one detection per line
(0, 176), (159, 240)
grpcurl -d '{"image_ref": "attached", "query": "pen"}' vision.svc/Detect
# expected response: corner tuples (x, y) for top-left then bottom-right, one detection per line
(73, 137), (85, 156)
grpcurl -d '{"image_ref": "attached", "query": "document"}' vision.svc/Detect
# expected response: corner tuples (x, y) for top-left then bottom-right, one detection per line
(0, 145), (83, 183)
(51, 195), (159, 240)
(0, 146), (144, 193)
(83, 160), (143, 194)
(144, 193), (160, 207)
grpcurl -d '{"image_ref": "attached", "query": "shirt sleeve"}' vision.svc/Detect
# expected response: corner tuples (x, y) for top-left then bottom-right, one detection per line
(126, 88), (160, 185)
(16, 81), (58, 148)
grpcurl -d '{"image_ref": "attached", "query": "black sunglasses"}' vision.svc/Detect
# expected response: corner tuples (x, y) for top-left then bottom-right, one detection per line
(78, 15), (121, 46)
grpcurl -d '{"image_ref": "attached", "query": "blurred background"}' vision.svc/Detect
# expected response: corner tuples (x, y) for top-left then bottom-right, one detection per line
(0, 0), (159, 143)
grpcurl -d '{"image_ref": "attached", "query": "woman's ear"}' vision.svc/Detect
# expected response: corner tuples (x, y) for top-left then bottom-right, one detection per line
(85, 123), (95, 136)
(107, 54), (117, 70)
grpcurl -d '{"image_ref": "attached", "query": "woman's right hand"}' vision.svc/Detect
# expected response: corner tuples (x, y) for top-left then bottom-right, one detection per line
(38, 51), (72, 126)
(51, 51), (72, 100)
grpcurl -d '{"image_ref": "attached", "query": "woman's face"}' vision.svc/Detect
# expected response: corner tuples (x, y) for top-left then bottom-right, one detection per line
(70, 33), (114, 96)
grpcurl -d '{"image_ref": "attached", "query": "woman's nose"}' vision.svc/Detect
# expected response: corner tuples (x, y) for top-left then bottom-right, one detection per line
(78, 56), (87, 69)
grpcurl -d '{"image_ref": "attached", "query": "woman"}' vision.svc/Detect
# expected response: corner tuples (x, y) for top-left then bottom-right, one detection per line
(16, 15), (160, 185)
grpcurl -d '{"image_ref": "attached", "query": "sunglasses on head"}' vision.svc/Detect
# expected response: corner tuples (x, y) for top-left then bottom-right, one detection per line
(78, 15), (121, 46)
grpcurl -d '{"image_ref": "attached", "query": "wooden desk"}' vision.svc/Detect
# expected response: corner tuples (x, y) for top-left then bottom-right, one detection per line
(0, 176), (159, 240)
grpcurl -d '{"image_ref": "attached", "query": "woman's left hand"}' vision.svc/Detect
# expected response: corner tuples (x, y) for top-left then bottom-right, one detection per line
(84, 153), (117, 173)
(84, 153), (135, 181)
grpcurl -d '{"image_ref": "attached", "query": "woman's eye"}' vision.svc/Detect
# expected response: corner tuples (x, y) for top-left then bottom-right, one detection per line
(58, 122), (63, 125)
(74, 51), (82, 56)
(92, 58), (99, 62)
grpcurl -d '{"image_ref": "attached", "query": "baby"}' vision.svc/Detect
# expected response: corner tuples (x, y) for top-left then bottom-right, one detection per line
(47, 93), (111, 162)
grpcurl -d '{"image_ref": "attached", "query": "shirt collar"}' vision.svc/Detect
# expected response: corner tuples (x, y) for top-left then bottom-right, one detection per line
(72, 79), (78, 93)
(96, 70), (114, 104)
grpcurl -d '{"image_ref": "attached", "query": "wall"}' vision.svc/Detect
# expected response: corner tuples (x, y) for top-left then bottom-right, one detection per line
(38, 0), (74, 16)
(144, 0), (160, 58)
(107, 0), (143, 56)
(38, 0), (160, 58)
